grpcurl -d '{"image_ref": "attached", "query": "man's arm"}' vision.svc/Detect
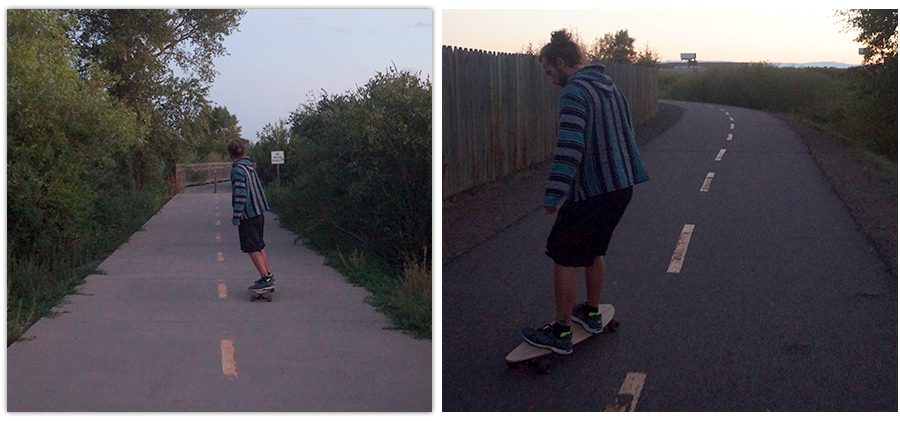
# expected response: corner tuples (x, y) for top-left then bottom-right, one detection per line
(231, 166), (247, 225)
(544, 85), (588, 210)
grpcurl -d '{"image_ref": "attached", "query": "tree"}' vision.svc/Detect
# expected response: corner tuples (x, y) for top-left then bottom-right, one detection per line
(67, 9), (246, 171)
(588, 29), (636, 64)
(635, 42), (661, 67)
(7, 9), (147, 263)
(836, 9), (898, 64)
(69, 9), (245, 107)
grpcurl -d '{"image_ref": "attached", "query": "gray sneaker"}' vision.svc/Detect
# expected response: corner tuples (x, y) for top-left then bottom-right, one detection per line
(571, 303), (604, 333)
(522, 323), (573, 355)
(249, 274), (276, 291)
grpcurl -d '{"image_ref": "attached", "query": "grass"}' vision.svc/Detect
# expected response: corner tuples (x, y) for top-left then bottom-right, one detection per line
(6, 257), (103, 346)
(7, 188), (171, 346)
(269, 209), (432, 340)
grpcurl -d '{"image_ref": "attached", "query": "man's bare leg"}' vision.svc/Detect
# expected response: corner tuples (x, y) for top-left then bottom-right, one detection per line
(553, 264), (579, 326)
(584, 255), (605, 308)
(249, 250), (268, 277)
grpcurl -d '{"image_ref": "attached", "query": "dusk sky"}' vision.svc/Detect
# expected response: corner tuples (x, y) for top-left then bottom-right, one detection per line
(442, 8), (867, 65)
(205, 7), (433, 143)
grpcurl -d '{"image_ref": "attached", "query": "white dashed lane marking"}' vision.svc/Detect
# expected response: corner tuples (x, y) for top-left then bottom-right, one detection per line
(667, 224), (695, 273)
(716, 149), (726, 161)
(700, 172), (715, 192)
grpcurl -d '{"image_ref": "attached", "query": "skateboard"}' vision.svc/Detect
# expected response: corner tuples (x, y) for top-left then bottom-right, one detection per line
(250, 287), (275, 302)
(506, 304), (618, 374)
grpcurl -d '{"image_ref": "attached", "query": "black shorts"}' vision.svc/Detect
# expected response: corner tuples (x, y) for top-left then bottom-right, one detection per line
(546, 187), (633, 267)
(238, 214), (265, 253)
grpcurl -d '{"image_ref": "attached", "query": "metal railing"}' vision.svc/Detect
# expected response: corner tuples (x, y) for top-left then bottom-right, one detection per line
(174, 162), (232, 192)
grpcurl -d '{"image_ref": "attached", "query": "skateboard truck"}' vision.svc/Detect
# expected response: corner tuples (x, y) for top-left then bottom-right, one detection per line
(250, 287), (274, 302)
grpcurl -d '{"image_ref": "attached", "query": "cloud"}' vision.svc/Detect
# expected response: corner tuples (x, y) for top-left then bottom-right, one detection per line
(411, 21), (431, 28)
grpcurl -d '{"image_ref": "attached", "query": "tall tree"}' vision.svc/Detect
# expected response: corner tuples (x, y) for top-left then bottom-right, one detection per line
(69, 9), (245, 107)
(68, 9), (245, 169)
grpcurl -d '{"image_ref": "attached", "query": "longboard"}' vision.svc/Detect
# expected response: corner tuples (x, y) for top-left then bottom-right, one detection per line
(250, 287), (274, 302)
(506, 304), (617, 373)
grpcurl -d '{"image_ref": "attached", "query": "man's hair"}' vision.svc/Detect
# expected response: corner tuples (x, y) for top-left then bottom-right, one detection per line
(227, 139), (245, 159)
(538, 30), (586, 67)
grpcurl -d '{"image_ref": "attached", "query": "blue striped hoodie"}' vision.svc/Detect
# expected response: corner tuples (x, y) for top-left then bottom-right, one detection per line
(544, 63), (649, 208)
(231, 158), (269, 224)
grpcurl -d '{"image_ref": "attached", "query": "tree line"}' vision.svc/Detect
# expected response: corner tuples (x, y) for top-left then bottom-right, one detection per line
(522, 27), (661, 66)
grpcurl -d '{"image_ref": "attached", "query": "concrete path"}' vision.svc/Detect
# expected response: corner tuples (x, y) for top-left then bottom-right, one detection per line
(7, 183), (432, 411)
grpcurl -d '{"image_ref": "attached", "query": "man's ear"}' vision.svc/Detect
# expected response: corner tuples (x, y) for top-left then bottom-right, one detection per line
(555, 57), (566, 69)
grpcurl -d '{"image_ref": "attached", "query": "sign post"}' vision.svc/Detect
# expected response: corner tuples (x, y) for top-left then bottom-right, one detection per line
(271, 151), (284, 184)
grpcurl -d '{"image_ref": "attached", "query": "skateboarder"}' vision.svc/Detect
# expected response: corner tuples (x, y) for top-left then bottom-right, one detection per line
(522, 30), (648, 355)
(228, 139), (276, 291)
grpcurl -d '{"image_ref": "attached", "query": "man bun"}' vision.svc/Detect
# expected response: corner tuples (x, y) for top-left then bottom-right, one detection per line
(539, 29), (586, 67)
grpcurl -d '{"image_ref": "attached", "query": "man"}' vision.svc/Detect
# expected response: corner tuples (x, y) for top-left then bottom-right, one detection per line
(522, 30), (648, 354)
(228, 139), (275, 291)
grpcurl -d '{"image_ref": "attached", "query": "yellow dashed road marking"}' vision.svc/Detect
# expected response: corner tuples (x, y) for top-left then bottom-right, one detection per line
(221, 340), (238, 377)
(217, 252), (224, 262)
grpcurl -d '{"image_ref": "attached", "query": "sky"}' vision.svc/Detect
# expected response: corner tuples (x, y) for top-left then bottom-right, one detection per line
(442, 8), (867, 66)
(203, 8), (433, 142)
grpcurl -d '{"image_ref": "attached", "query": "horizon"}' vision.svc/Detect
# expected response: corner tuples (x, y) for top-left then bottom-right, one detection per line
(443, 9), (866, 66)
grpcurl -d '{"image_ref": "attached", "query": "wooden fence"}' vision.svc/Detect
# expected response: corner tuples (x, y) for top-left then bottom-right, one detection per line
(442, 45), (659, 199)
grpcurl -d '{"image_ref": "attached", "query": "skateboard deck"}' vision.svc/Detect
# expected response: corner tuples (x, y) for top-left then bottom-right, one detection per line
(506, 304), (617, 373)
(250, 287), (275, 302)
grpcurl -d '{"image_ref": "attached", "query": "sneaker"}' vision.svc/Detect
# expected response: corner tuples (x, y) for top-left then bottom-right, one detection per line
(571, 303), (604, 334)
(249, 274), (276, 291)
(522, 323), (573, 355)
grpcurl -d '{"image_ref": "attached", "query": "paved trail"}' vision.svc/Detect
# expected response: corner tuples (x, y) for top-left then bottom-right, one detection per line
(442, 101), (896, 411)
(7, 184), (432, 411)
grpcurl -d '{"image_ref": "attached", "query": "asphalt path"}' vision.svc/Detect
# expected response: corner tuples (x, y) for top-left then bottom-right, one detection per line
(442, 100), (897, 411)
(7, 182), (432, 411)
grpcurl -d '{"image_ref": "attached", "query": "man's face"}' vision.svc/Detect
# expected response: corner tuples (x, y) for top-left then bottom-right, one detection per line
(540, 58), (568, 87)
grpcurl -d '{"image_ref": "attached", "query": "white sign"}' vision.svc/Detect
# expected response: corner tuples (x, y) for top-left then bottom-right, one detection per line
(680, 53), (696, 60)
(271, 151), (284, 164)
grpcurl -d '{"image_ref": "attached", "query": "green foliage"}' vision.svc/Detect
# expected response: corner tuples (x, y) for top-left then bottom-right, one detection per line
(255, 67), (432, 338)
(257, 67), (432, 268)
(660, 62), (897, 160)
(7, 9), (157, 265)
(588, 29), (637, 64)
(7, 9), (243, 345)
(69, 9), (246, 173)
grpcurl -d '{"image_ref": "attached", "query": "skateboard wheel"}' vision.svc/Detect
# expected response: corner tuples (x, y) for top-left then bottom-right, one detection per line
(607, 319), (619, 332)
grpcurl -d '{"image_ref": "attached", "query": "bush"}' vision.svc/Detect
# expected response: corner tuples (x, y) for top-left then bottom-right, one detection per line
(252, 67), (432, 338)
(256, 67), (432, 268)
(7, 10), (171, 344)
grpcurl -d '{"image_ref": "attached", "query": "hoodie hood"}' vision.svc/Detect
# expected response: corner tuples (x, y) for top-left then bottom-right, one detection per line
(568, 63), (615, 94)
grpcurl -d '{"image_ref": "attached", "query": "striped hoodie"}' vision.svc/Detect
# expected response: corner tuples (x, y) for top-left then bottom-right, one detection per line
(231, 158), (270, 225)
(544, 63), (649, 208)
